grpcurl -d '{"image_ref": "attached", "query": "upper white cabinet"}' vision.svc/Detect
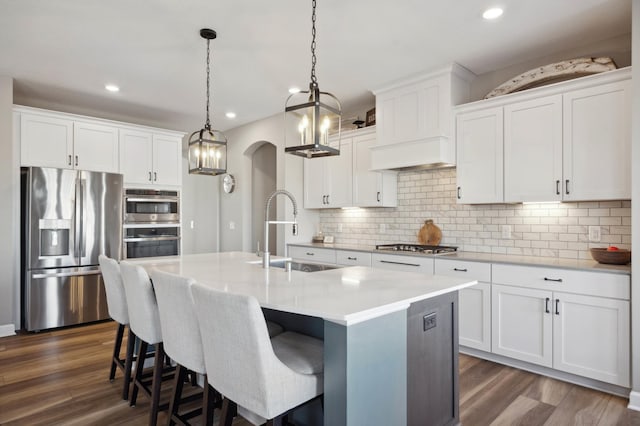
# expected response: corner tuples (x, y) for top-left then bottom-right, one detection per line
(303, 127), (397, 209)
(455, 106), (503, 203)
(120, 128), (182, 187)
(19, 109), (119, 173)
(371, 64), (475, 170)
(455, 67), (631, 203)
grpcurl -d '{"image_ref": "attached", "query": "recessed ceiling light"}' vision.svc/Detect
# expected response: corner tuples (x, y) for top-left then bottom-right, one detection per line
(482, 7), (503, 20)
(225, 112), (236, 119)
(105, 84), (120, 92)
(288, 87), (301, 94)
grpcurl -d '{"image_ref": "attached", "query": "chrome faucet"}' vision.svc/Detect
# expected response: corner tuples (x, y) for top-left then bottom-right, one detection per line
(263, 189), (298, 268)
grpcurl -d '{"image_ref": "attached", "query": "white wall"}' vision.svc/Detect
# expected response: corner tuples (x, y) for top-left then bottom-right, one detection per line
(629, 0), (640, 411)
(221, 113), (319, 255)
(0, 76), (17, 334)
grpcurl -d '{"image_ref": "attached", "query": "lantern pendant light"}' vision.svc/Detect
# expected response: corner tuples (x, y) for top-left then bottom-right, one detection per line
(188, 28), (228, 175)
(285, 0), (342, 158)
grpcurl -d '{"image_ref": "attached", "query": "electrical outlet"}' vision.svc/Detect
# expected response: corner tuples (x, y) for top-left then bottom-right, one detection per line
(501, 225), (511, 239)
(190, 220), (195, 229)
(337, 223), (343, 233)
(379, 223), (386, 233)
(589, 226), (601, 242)
(423, 313), (437, 331)
(229, 221), (235, 230)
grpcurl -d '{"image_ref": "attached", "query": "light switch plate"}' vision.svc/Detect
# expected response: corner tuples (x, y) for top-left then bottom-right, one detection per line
(589, 226), (601, 242)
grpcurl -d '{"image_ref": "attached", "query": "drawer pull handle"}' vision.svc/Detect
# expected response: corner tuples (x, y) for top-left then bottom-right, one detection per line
(347, 256), (357, 261)
(555, 299), (560, 315)
(545, 297), (550, 314)
(380, 260), (420, 267)
(544, 277), (562, 282)
(453, 268), (467, 272)
(68, 155), (72, 166)
(154, 172), (157, 181)
(148, 171), (152, 181)
(306, 252), (315, 256)
(75, 155), (79, 166)
(457, 186), (461, 200)
(376, 192), (381, 202)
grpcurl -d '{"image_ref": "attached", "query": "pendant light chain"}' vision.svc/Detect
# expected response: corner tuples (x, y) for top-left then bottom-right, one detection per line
(310, 0), (317, 86)
(205, 38), (212, 130)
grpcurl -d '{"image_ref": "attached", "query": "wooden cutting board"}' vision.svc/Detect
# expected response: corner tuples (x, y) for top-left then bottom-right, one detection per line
(418, 220), (442, 245)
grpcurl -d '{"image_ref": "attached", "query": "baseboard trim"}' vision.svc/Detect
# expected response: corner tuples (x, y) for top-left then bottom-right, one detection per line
(628, 391), (640, 411)
(0, 323), (16, 338)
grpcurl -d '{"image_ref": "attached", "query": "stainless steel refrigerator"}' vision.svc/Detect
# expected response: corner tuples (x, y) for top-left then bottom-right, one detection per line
(21, 167), (123, 331)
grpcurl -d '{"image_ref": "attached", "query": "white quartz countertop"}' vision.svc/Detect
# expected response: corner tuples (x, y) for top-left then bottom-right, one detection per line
(128, 252), (477, 326)
(288, 243), (631, 275)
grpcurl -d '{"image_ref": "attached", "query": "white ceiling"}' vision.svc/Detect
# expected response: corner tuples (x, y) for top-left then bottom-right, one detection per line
(0, 0), (632, 133)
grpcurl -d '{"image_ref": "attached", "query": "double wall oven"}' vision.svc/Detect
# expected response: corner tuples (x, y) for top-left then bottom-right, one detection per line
(123, 189), (181, 259)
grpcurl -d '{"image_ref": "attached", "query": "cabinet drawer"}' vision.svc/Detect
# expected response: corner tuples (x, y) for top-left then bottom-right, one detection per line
(435, 259), (491, 282)
(336, 250), (371, 267)
(492, 264), (629, 300)
(372, 253), (433, 274)
(288, 246), (336, 264)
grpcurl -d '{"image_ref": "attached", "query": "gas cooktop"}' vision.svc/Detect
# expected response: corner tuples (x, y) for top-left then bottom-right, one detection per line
(375, 243), (458, 255)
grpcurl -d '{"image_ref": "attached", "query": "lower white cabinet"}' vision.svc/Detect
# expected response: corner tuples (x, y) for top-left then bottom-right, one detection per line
(372, 253), (433, 274)
(336, 250), (371, 267)
(288, 246), (337, 264)
(491, 264), (630, 387)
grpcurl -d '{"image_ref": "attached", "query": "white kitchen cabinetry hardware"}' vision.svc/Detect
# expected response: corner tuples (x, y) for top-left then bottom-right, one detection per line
(504, 95), (562, 202)
(20, 110), (119, 173)
(303, 138), (352, 208)
(371, 64), (475, 170)
(336, 250), (372, 267)
(455, 107), (503, 203)
(435, 259), (491, 351)
(303, 127), (397, 209)
(372, 253), (434, 274)
(491, 263), (630, 387)
(455, 67), (631, 203)
(288, 246), (337, 264)
(120, 128), (182, 187)
(352, 129), (397, 207)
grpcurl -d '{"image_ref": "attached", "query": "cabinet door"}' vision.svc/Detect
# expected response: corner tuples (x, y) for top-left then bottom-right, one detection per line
(120, 129), (154, 185)
(152, 134), (182, 186)
(456, 107), (503, 203)
(553, 292), (630, 386)
(372, 253), (434, 274)
(563, 80), (631, 201)
(325, 138), (352, 207)
(303, 157), (327, 208)
(504, 95), (562, 202)
(20, 113), (73, 169)
(73, 122), (119, 173)
(336, 250), (371, 266)
(353, 132), (381, 206)
(459, 282), (492, 352)
(492, 284), (552, 367)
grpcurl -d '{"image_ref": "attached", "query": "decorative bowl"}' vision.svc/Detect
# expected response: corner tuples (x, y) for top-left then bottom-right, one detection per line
(590, 248), (631, 265)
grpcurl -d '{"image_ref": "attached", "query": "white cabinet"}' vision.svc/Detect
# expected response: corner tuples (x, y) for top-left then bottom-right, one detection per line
(371, 64), (475, 170)
(491, 263), (630, 386)
(352, 129), (397, 207)
(120, 128), (182, 187)
(435, 259), (491, 351)
(372, 253), (433, 274)
(562, 79), (631, 201)
(504, 95), (562, 202)
(336, 250), (372, 267)
(288, 246), (337, 264)
(455, 107), (503, 203)
(303, 127), (397, 209)
(20, 111), (119, 173)
(455, 67), (631, 203)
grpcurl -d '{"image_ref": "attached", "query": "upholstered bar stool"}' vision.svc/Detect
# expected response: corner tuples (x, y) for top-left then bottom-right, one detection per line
(151, 269), (218, 426)
(120, 261), (174, 426)
(190, 284), (324, 426)
(98, 254), (136, 401)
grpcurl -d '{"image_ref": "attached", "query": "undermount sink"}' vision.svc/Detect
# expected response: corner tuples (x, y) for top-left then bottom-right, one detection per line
(250, 258), (342, 272)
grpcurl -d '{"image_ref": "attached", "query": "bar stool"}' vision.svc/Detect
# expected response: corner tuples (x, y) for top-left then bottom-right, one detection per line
(190, 283), (324, 426)
(120, 261), (174, 426)
(98, 254), (136, 401)
(151, 269), (218, 426)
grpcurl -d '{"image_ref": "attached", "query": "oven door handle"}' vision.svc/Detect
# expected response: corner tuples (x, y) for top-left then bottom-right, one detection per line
(124, 197), (179, 203)
(124, 236), (181, 242)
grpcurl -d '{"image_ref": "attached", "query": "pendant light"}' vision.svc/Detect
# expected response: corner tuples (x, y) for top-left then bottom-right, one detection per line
(284, 0), (342, 158)
(188, 28), (227, 175)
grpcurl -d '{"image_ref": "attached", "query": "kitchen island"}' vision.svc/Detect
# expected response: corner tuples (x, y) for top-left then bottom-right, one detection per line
(130, 252), (477, 426)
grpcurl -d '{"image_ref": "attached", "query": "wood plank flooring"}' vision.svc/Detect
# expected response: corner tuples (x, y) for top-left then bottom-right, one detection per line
(0, 321), (638, 425)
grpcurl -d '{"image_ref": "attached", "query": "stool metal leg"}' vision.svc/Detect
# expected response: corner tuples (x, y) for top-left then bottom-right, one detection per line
(122, 328), (136, 400)
(130, 340), (148, 407)
(149, 342), (166, 426)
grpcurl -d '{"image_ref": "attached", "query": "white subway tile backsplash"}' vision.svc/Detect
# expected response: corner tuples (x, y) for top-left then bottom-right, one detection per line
(318, 168), (631, 260)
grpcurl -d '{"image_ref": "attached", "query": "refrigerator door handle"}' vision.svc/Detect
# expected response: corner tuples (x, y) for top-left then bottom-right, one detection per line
(32, 269), (102, 279)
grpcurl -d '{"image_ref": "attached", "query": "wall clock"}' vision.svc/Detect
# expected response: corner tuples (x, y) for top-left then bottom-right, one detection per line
(223, 174), (236, 194)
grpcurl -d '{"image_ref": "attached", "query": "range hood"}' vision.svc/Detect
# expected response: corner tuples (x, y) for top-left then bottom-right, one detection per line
(369, 63), (475, 171)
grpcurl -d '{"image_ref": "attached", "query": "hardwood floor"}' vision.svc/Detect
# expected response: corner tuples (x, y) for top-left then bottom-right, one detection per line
(0, 321), (638, 425)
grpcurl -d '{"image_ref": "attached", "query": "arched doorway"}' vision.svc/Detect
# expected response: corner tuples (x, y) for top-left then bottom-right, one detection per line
(251, 142), (277, 254)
